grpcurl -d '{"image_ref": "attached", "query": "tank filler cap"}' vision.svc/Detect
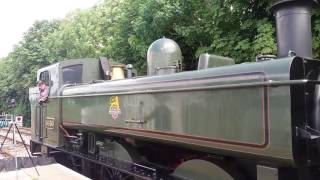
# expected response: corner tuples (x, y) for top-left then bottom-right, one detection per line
(256, 54), (277, 62)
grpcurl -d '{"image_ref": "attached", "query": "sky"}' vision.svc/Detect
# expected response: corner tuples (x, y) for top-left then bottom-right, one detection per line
(0, 0), (100, 58)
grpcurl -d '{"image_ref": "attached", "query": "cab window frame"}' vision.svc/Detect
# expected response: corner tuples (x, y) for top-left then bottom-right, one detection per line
(62, 64), (83, 85)
(39, 70), (51, 96)
(39, 71), (50, 86)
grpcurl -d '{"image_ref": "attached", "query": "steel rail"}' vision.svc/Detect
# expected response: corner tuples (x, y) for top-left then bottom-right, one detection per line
(0, 134), (30, 147)
(0, 150), (14, 158)
(0, 128), (31, 136)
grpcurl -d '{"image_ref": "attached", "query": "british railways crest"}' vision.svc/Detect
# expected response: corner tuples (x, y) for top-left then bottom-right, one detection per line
(108, 96), (121, 120)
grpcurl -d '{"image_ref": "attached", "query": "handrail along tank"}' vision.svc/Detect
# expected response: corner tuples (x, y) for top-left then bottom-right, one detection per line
(28, 1), (320, 180)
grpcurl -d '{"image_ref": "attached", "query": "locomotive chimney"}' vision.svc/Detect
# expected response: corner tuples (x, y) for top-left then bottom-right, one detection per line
(272, 0), (319, 59)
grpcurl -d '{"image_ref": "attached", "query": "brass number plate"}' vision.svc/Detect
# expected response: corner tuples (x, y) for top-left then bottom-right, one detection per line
(45, 117), (55, 129)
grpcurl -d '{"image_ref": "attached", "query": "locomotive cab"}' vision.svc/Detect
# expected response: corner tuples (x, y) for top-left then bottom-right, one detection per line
(29, 58), (117, 151)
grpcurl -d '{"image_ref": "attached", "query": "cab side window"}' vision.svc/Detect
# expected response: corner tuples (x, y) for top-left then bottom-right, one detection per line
(38, 71), (50, 101)
(39, 71), (50, 85)
(62, 64), (83, 85)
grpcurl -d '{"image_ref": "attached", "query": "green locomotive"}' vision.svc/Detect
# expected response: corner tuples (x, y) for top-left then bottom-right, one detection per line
(29, 0), (320, 179)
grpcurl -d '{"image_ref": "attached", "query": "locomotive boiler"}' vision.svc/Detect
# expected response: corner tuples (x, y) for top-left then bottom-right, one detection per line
(29, 0), (320, 179)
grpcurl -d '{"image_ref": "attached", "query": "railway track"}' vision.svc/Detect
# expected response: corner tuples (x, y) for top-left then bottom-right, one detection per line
(0, 134), (30, 146)
(0, 127), (31, 159)
(0, 127), (31, 136)
(0, 141), (29, 159)
(0, 150), (14, 159)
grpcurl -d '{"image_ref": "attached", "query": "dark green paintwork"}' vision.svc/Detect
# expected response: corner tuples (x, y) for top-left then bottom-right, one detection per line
(59, 58), (293, 164)
(30, 57), (310, 166)
(29, 58), (103, 147)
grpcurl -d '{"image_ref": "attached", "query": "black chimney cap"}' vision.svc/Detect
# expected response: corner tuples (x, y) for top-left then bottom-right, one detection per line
(272, 0), (319, 12)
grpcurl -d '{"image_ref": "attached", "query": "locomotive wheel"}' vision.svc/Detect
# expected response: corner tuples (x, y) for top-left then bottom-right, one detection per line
(171, 159), (234, 180)
(100, 166), (131, 180)
(99, 141), (141, 180)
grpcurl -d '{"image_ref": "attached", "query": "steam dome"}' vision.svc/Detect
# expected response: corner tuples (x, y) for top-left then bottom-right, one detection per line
(147, 37), (182, 76)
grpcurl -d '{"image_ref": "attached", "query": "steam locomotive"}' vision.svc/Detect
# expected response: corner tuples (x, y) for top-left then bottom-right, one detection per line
(29, 0), (320, 179)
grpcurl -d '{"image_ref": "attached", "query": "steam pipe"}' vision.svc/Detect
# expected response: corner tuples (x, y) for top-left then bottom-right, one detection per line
(272, 0), (319, 58)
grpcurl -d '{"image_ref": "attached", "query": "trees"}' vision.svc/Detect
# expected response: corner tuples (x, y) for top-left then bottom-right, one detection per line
(0, 20), (61, 116)
(0, 0), (319, 119)
(96, 0), (276, 69)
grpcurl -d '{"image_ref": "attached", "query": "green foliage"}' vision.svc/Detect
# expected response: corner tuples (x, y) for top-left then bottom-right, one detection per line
(313, 10), (320, 59)
(0, 0), (319, 120)
(253, 19), (277, 56)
